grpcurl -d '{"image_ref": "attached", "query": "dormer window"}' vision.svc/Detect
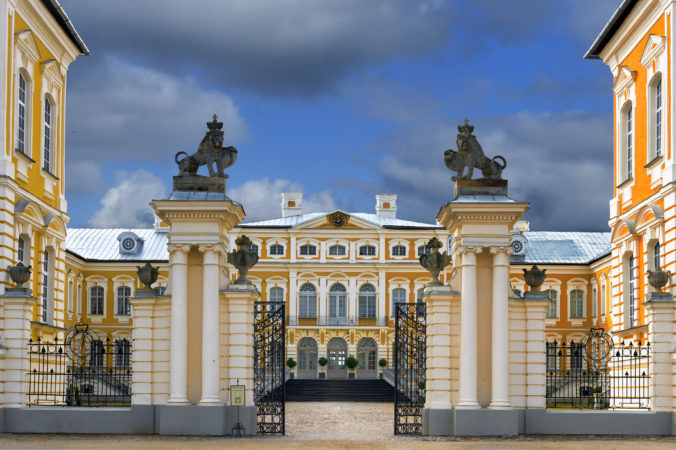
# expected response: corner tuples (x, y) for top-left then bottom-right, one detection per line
(329, 245), (346, 256)
(392, 245), (406, 256)
(359, 245), (376, 256)
(270, 244), (284, 255)
(117, 232), (143, 254)
(300, 244), (316, 256)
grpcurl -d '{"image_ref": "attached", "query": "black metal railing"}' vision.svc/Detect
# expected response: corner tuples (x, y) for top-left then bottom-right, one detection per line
(546, 328), (650, 410)
(254, 301), (285, 435)
(27, 325), (132, 407)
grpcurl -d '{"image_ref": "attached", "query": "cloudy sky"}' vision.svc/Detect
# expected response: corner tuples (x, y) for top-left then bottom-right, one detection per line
(60, 0), (620, 231)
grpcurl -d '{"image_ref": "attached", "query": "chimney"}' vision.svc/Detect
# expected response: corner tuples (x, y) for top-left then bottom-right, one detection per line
(375, 194), (397, 218)
(281, 192), (303, 217)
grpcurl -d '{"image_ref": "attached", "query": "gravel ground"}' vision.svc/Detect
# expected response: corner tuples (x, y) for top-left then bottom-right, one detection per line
(0, 402), (674, 449)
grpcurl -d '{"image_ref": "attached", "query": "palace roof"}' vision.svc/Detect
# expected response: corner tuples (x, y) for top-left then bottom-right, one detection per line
(584, 0), (637, 60)
(239, 211), (443, 229)
(66, 228), (168, 262)
(514, 231), (611, 265)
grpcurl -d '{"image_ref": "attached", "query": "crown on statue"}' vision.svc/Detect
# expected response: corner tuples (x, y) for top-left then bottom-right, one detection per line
(457, 117), (474, 136)
(425, 237), (443, 251)
(235, 235), (252, 247)
(207, 113), (224, 131)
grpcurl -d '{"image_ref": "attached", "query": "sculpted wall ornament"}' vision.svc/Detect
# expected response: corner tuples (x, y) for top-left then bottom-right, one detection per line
(6, 262), (32, 293)
(228, 235), (259, 284)
(418, 237), (452, 285)
(444, 119), (506, 181)
(523, 265), (546, 293)
(137, 262), (159, 294)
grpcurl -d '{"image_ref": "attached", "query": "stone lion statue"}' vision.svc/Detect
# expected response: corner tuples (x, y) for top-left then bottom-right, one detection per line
(175, 115), (238, 178)
(444, 119), (506, 181)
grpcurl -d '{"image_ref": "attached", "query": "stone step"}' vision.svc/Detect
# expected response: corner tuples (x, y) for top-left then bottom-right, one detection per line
(285, 379), (394, 402)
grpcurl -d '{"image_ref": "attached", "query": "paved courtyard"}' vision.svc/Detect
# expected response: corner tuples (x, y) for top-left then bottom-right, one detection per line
(1, 402), (675, 448)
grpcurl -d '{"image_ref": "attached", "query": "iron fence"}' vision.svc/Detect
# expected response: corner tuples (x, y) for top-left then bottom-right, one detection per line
(27, 324), (132, 407)
(546, 328), (650, 410)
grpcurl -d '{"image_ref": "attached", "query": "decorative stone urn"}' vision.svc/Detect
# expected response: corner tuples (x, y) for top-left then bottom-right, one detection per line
(6, 262), (32, 293)
(418, 237), (452, 285)
(523, 265), (546, 293)
(137, 262), (159, 293)
(647, 268), (671, 292)
(227, 235), (259, 284)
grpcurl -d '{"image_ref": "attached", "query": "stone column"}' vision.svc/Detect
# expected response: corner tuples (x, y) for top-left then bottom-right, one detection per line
(0, 293), (37, 406)
(457, 247), (480, 408)
(225, 285), (259, 406)
(130, 295), (158, 405)
(523, 293), (549, 409)
(422, 285), (457, 435)
(167, 244), (190, 404)
(644, 293), (675, 412)
(489, 247), (511, 408)
(199, 244), (222, 405)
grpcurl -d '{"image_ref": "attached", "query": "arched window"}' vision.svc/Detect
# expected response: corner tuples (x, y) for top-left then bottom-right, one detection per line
(600, 284), (606, 317)
(569, 289), (584, 319)
(624, 104), (633, 180)
(329, 244), (346, 256)
(299, 283), (317, 318)
(417, 246), (428, 257)
(300, 244), (316, 256)
(592, 286), (597, 318)
(357, 337), (378, 375)
(68, 280), (74, 313)
(17, 72), (29, 154)
(270, 244), (284, 255)
(391, 288), (406, 316)
(628, 255), (635, 327)
(41, 249), (53, 323)
(115, 339), (131, 367)
(654, 242), (661, 269)
(117, 286), (131, 315)
(43, 96), (53, 171)
(544, 289), (557, 318)
(392, 245), (406, 256)
(90, 286), (104, 315)
(359, 245), (376, 256)
(248, 244), (259, 255)
(649, 75), (663, 159)
(328, 283), (347, 325)
(269, 286), (284, 312)
(358, 283), (376, 319)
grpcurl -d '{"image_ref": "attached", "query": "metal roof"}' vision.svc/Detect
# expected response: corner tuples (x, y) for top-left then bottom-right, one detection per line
(511, 231), (611, 265)
(239, 210), (441, 229)
(584, 0), (637, 60)
(41, 0), (89, 55)
(167, 191), (238, 201)
(67, 228), (168, 262)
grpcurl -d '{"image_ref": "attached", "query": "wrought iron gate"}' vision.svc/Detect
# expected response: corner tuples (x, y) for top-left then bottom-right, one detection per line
(254, 301), (285, 435)
(394, 302), (426, 435)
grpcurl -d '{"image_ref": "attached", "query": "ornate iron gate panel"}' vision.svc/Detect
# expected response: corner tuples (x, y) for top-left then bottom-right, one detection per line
(254, 301), (285, 435)
(394, 302), (426, 435)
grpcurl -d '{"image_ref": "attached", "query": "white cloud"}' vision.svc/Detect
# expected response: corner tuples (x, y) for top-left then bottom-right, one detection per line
(229, 178), (337, 222)
(89, 170), (166, 228)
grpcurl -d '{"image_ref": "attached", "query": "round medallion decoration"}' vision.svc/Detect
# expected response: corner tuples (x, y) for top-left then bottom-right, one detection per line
(328, 212), (348, 228)
(121, 237), (136, 252)
(511, 240), (523, 254)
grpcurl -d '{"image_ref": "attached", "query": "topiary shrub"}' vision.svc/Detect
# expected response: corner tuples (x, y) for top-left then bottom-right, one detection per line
(345, 355), (359, 379)
(286, 357), (296, 379)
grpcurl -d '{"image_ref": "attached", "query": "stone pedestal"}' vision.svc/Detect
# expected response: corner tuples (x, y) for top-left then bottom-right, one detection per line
(644, 293), (675, 415)
(0, 293), (37, 406)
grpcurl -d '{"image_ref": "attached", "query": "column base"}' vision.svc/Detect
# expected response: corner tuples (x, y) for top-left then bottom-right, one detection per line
(166, 397), (190, 405)
(198, 397), (222, 406)
(455, 401), (480, 409)
(488, 401), (512, 409)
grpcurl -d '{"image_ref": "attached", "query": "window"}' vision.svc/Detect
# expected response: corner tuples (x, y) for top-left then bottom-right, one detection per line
(117, 286), (131, 315)
(546, 342), (557, 371)
(601, 284), (606, 317)
(298, 283), (317, 318)
(628, 255), (635, 327)
(329, 245), (346, 256)
(655, 78), (663, 157)
(90, 340), (104, 367)
(654, 242), (661, 269)
(269, 286), (284, 312)
(17, 73), (27, 153)
(90, 286), (104, 315)
(77, 283), (82, 316)
(569, 289), (584, 319)
(17, 236), (25, 263)
(626, 104), (633, 179)
(417, 246), (428, 257)
(592, 287), (597, 318)
(328, 284), (347, 325)
(43, 97), (52, 171)
(570, 342), (584, 371)
(300, 244), (316, 256)
(248, 244), (258, 255)
(41, 250), (49, 323)
(359, 245), (376, 256)
(358, 283), (376, 319)
(392, 245), (406, 256)
(68, 280), (74, 313)
(270, 244), (284, 255)
(391, 288), (407, 316)
(545, 289), (558, 318)
(115, 339), (131, 367)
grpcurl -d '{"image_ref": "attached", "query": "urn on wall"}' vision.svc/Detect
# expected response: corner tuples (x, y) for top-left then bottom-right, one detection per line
(523, 265), (546, 293)
(6, 262), (32, 294)
(137, 262), (159, 293)
(647, 268), (670, 292)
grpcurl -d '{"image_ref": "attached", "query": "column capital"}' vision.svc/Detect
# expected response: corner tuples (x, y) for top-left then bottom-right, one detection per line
(167, 244), (191, 254)
(198, 243), (225, 254)
(456, 245), (483, 255)
(489, 246), (513, 255)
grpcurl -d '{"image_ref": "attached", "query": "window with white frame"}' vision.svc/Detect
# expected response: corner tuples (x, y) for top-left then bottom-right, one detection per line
(270, 244), (284, 256)
(417, 246), (428, 257)
(77, 283), (82, 315)
(17, 236), (25, 263)
(392, 245), (406, 256)
(17, 73), (28, 154)
(391, 288), (406, 316)
(117, 286), (131, 315)
(43, 97), (53, 171)
(248, 244), (259, 255)
(624, 103), (633, 180)
(359, 245), (376, 256)
(68, 280), (74, 313)
(41, 249), (51, 323)
(269, 286), (284, 312)
(569, 289), (584, 319)
(358, 283), (376, 318)
(544, 289), (558, 318)
(300, 244), (316, 256)
(329, 244), (346, 256)
(328, 283), (347, 324)
(115, 339), (131, 367)
(600, 284), (606, 317)
(648, 75), (663, 160)
(628, 255), (635, 327)
(655, 77), (662, 157)
(592, 286), (597, 318)
(653, 241), (661, 269)
(298, 283), (317, 318)
(90, 286), (104, 315)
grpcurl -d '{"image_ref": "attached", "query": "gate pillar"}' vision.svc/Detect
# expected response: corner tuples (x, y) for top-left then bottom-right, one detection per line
(645, 294), (675, 416)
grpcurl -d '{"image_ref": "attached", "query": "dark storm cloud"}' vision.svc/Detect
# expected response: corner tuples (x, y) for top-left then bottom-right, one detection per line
(60, 0), (453, 96)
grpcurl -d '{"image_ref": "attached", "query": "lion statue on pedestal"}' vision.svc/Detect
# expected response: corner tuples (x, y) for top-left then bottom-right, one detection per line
(444, 119), (506, 181)
(175, 115), (238, 178)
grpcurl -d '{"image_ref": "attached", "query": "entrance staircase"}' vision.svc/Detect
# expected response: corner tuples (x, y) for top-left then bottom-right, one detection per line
(285, 379), (394, 402)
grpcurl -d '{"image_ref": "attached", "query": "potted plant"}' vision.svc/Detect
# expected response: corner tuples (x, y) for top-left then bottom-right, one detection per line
(286, 357), (296, 379)
(318, 357), (328, 379)
(345, 355), (359, 379)
(379, 358), (387, 379)
(593, 385), (604, 410)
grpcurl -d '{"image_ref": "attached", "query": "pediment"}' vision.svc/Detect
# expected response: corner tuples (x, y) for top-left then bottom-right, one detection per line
(640, 34), (666, 68)
(613, 65), (636, 92)
(14, 30), (40, 62)
(296, 211), (377, 230)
